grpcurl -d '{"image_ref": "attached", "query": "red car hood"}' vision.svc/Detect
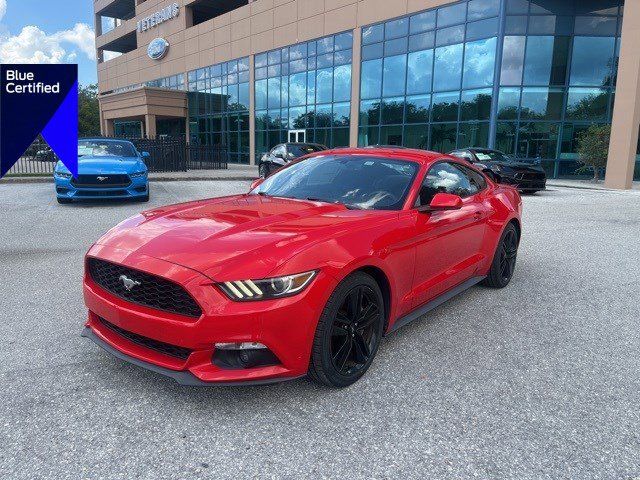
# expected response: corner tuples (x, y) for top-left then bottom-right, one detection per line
(95, 194), (390, 280)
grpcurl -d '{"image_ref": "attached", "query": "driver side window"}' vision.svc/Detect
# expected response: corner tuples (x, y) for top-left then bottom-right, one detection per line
(416, 162), (479, 206)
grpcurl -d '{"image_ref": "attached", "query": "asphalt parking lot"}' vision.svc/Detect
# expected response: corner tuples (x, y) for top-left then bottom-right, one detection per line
(1, 181), (639, 479)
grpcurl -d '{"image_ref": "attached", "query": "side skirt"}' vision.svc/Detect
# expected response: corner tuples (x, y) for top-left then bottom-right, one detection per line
(388, 276), (486, 334)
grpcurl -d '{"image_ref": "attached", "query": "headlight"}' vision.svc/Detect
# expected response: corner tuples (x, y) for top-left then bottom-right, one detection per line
(130, 171), (147, 178)
(218, 271), (317, 301)
(55, 171), (72, 179)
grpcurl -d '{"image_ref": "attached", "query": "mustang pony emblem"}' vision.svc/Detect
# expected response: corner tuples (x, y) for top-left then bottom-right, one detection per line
(119, 275), (141, 291)
(96, 176), (109, 181)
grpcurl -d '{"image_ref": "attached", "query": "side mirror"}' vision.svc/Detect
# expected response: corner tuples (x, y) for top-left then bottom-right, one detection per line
(141, 151), (150, 158)
(419, 193), (463, 212)
(250, 178), (264, 191)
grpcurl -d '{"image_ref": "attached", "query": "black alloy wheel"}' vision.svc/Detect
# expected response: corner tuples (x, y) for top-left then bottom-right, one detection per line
(330, 285), (380, 376)
(499, 228), (518, 283)
(482, 222), (519, 288)
(308, 272), (385, 387)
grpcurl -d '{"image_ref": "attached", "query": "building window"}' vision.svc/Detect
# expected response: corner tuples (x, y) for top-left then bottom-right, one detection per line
(188, 58), (250, 164)
(359, 0), (498, 150)
(254, 32), (353, 156)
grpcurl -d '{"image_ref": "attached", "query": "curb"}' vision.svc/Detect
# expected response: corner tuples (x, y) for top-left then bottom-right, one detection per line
(1, 175), (256, 184)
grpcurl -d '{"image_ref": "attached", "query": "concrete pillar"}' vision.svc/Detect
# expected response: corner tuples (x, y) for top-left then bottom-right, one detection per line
(145, 114), (157, 139)
(104, 119), (115, 136)
(605, 1), (640, 189)
(249, 54), (256, 165)
(349, 27), (362, 148)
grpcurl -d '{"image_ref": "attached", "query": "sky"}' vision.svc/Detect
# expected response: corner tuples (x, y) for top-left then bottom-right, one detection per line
(0, 0), (98, 85)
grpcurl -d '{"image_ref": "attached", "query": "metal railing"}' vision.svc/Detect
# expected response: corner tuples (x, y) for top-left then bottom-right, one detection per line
(6, 136), (228, 175)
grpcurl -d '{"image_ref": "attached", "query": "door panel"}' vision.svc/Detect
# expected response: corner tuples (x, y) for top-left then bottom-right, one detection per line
(409, 161), (489, 308)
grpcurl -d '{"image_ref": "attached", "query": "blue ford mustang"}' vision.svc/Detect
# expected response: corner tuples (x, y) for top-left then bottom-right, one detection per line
(54, 139), (150, 204)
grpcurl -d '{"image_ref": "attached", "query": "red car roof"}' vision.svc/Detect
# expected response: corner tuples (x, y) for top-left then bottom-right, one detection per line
(314, 147), (451, 167)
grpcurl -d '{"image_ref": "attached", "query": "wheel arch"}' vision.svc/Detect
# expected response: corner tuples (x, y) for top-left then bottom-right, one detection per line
(507, 217), (521, 243)
(351, 265), (392, 334)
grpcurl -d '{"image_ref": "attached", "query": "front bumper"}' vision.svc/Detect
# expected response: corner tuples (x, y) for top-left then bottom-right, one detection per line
(501, 176), (546, 191)
(82, 244), (337, 385)
(55, 175), (148, 200)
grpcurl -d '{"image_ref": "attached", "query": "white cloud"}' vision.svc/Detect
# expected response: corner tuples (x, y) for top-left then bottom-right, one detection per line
(0, 23), (96, 64)
(0, 0), (6, 22)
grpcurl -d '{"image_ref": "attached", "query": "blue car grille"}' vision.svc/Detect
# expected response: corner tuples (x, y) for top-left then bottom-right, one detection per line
(76, 190), (129, 197)
(87, 258), (203, 318)
(72, 174), (131, 188)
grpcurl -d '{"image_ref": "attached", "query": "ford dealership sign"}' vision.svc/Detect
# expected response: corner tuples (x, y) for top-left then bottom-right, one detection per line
(147, 38), (170, 60)
(137, 3), (180, 33)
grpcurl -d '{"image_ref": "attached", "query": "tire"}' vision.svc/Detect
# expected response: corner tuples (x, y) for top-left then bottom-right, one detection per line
(259, 163), (271, 179)
(56, 197), (72, 204)
(482, 223), (519, 289)
(308, 272), (385, 388)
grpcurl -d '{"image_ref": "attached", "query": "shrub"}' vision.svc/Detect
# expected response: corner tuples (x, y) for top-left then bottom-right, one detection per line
(576, 124), (611, 181)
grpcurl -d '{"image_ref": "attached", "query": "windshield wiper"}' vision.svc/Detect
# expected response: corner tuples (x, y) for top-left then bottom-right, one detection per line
(306, 197), (363, 210)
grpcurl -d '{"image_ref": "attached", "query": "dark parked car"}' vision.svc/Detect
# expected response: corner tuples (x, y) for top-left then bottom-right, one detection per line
(259, 143), (327, 178)
(449, 148), (547, 193)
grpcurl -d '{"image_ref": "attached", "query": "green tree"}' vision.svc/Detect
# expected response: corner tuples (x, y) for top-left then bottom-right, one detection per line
(78, 84), (101, 137)
(576, 124), (611, 182)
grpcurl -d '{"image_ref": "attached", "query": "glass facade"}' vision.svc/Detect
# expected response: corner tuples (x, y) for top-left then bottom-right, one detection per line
(358, 0), (625, 178)
(359, 0), (500, 152)
(497, 0), (623, 177)
(188, 58), (251, 164)
(254, 32), (353, 156)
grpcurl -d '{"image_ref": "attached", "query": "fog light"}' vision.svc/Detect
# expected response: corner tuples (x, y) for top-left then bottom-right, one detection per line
(212, 342), (279, 370)
(215, 342), (267, 350)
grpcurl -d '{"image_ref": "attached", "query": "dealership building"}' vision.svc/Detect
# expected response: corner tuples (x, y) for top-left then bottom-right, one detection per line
(94, 0), (639, 188)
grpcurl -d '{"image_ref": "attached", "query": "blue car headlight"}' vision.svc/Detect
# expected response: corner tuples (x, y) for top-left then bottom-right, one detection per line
(54, 171), (72, 179)
(130, 171), (147, 179)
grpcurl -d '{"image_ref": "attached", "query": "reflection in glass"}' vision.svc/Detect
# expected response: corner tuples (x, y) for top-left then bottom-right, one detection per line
(361, 59), (382, 99)
(430, 123), (457, 152)
(407, 50), (433, 94)
(565, 88), (609, 120)
(432, 91), (460, 122)
(381, 97), (405, 125)
(517, 122), (559, 159)
(460, 89), (492, 121)
(497, 87), (521, 119)
(570, 36), (616, 86)
(437, 3), (467, 28)
(500, 36), (525, 85)
(520, 87), (563, 120)
(405, 124), (429, 149)
(434, 43), (463, 91)
(462, 37), (497, 89)
(383, 54), (408, 97)
(523, 36), (569, 86)
(458, 122), (490, 148)
(406, 94), (431, 123)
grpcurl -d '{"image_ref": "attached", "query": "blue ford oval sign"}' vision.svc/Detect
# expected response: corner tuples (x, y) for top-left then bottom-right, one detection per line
(147, 38), (169, 60)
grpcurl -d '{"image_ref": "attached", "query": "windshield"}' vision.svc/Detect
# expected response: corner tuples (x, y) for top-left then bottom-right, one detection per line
(251, 155), (418, 210)
(288, 144), (325, 158)
(78, 140), (137, 158)
(475, 150), (513, 163)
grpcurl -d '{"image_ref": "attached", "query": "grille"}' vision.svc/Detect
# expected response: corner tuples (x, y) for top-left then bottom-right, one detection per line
(515, 172), (545, 181)
(99, 317), (192, 360)
(76, 190), (129, 197)
(72, 174), (131, 188)
(88, 258), (202, 318)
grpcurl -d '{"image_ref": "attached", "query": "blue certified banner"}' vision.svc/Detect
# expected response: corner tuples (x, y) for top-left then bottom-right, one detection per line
(1, 64), (78, 178)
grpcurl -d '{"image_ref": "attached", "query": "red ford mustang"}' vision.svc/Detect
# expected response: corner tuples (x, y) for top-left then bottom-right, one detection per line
(82, 148), (522, 388)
